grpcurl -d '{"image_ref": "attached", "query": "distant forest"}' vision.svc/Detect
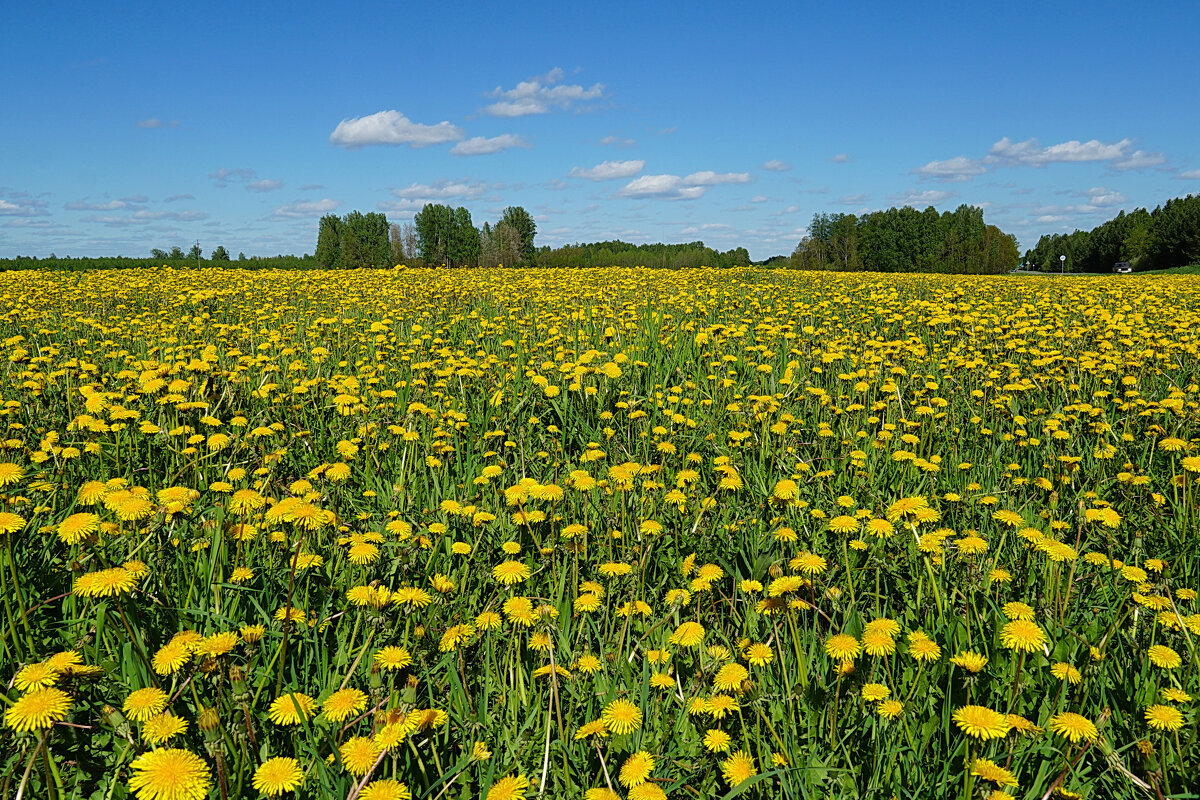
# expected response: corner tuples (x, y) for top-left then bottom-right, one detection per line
(21, 198), (1200, 276)
(789, 204), (1019, 274)
(1024, 193), (1200, 272)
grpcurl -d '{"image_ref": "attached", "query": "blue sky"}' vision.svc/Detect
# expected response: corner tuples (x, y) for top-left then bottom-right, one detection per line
(2, 0), (1198, 261)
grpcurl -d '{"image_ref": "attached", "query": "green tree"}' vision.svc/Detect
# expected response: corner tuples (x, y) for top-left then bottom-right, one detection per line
(500, 206), (537, 264)
(315, 214), (342, 269)
(448, 207), (480, 267)
(414, 204), (453, 265)
(210, 245), (231, 261)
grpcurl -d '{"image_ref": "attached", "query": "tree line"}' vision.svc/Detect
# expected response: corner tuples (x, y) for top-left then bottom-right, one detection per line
(536, 240), (751, 269)
(789, 204), (1019, 274)
(1024, 193), (1200, 273)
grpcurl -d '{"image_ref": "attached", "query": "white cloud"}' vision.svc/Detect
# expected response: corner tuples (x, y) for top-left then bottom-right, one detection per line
(164, 194), (194, 202)
(247, 179), (284, 193)
(1076, 186), (1126, 207)
(840, 194), (869, 205)
(600, 135), (636, 147)
(762, 160), (791, 172)
(137, 118), (180, 129)
(329, 110), (464, 148)
(0, 194), (49, 217)
(569, 160), (645, 181)
(682, 171), (751, 186)
(750, 195), (767, 203)
(1111, 149), (1167, 171)
(450, 134), (530, 156)
(483, 67), (605, 117)
(65, 199), (133, 211)
(987, 136), (1132, 166)
(299, 184), (324, 191)
(829, 154), (850, 163)
(1178, 169), (1200, 179)
(887, 188), (955, 207)
(379, 179), (497, 212)
(273, 198), (339, 219)
(912, 156), (987, 182)
(82, 210), (209, 227)
(210, 167), (256, 188)
(618, 170), (749, 200)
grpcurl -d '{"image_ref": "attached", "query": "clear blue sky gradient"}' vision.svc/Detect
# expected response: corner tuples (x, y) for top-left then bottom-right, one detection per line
(2, 1), (1198, 261)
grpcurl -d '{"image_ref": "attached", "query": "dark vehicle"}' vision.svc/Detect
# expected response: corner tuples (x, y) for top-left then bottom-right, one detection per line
(1113, 261), (1133, 274)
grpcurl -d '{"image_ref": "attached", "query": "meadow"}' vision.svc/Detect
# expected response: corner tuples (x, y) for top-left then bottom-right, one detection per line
(1, 266), (1198, 800)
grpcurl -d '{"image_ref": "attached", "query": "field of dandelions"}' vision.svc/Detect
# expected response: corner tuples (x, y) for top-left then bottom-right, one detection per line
(1, 266), (1198, 800)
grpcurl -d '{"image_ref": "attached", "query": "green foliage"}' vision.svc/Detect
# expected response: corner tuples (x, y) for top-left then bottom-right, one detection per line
(1025, 194), (1200, 273)
(500, 206), (538, 264)
(537, 240), (749, 269)
(792, 205), (1018, 274)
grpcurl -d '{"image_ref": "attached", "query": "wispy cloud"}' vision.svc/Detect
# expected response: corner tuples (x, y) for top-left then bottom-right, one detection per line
(247, 179), (284, 193)
(329, 111), (463, 149)
(1177, 169), (1200, 180)
(762, 160), (791, 172)
(450, 134), (530, 156)
(482, 67), (604, 117)
(915, 136), (1166, 182)
(600, 135), (636, 147)
(210, 168), (257, 188)
(137, 118), (180, 129)
(164, 194), (194, 203)
(828, 154), (850, 163)
(618, 171), (750, 200)
(887, 188), (955, 207)
(0, 191), (49, 217)
(379, 179), (498, 212)
(569, 160), (645, 181)
(273, 198), (339, 219)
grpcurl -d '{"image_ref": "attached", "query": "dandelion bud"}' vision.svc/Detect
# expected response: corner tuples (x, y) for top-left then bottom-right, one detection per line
(198, 705), (221, 733)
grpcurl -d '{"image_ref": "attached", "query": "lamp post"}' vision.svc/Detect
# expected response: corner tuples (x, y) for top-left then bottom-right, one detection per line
(1059, 254), (1066, 275)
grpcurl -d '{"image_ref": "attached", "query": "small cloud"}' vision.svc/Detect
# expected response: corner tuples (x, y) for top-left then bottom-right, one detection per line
(65, 199), (131, 211)
(482, 67), (605, 117)
(839, 194), (869, 205)
(912, 156), (987, 182)
(380, 179), (497, 212)
(569, 160), (645, 181)
(329, 110), (464, 149)
(657, 126), (677, 135)
(987, 136), (1132, 167)
(1177, 169), (1200, 180)
(450, 134), (530, 156)
(1075, 186), (1126, 206)
(887, 188), (955, 207)
(1111, 149), (1167, 171)
(273, 198), (340, 219)
(164, 194), (194, 203)
(750, 195), (767, 203)
(247, 179), (284, 193)
(137, 118), (180, 129)
(210, 167), (256, 188)
(618, 170), (748, 200)
(299, 184), (325, 191)
(762, 160), (791, 172)
(600, 135), (636, 147)
(0, 191), (49, 217)
(828, 154), (850, 163)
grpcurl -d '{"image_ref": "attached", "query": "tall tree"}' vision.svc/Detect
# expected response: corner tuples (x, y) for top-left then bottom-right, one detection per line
(315, 214), (342, 269)
(448, 207), (480, 266)
(210, 245), (230, 261)
(500, 206), (537, 264)
(414, 204), (453, 265)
